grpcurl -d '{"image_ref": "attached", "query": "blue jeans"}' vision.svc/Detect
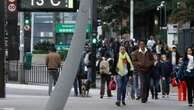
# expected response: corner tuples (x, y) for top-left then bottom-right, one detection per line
(116, 74), (129, 102)
(87, 67), (92, 82)
(131, 71), (141, 99)
(48, 69), (59, 96)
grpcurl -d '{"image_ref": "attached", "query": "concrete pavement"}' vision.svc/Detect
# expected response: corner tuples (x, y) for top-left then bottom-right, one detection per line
(0, 83), (193, 110)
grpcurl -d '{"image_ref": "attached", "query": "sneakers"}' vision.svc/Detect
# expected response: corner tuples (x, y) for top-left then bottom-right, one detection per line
(122, 102), (126, 106)
(115, 101), (126, 106)
(115, 102), (120, 107)
(141, 99), (148, 103)
(155, 96), (159, 100)
(152, 95), (154, 99)
(108, 94), (113, 97)
(189, 104), (192, 107)
(136, 96), (141, 100)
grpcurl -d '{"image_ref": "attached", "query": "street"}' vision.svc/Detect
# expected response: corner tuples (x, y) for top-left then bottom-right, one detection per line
(0, 83), (192, 110)
(0, 0), (194, 110)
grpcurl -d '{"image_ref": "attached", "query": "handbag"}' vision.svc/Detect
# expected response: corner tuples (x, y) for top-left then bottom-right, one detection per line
(108, 79), (116, 91)
(171, 78), (178, 87)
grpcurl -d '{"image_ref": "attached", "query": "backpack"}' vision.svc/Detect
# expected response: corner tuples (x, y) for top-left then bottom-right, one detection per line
(99, 59), (110, 74)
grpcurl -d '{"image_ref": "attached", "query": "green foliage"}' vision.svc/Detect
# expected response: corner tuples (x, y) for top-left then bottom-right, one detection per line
(98, 0), (194, 35)
(32, 50), (48, 54)
(97, 0), (164, 35)
(58, 49), (69, 60)
(33, 41), (53, 54)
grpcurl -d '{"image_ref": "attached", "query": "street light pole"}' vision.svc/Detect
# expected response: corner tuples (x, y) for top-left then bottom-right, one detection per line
(130, 0), (134, 40)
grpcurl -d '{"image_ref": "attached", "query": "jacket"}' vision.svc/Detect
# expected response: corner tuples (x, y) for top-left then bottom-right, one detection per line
(160, 61), (173, 78)
(151, 62), (161, 79)
(132, 48), (154, 73)
(167, 51), (180, 65)
(177, 58), (194, 79)
(116, 52), (134, 76)
(46, 52), (61, 70)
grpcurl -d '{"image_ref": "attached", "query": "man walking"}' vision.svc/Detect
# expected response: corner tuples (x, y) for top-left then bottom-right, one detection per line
(132, 40), (154, 103)
(46, 47), (61, 96)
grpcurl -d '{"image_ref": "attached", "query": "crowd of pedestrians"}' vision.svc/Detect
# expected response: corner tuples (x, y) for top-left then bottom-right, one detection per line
(46, 36), (194, 107)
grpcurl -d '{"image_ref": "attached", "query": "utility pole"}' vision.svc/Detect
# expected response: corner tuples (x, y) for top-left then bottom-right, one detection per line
(91, 0), (97, 88)
(0, 0), (5, 98)
(130, 0), (134, 40)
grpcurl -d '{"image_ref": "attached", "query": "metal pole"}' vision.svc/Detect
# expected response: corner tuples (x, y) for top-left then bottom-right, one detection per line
(19, 12), (24, 64)
(130, 0), (134, 40)
(31, 12), (35, 53)
(0, 0), (5, 98)
(91, 0), (97, 88)
(19, 12), (25, 83)
(44, 0), (90, 109)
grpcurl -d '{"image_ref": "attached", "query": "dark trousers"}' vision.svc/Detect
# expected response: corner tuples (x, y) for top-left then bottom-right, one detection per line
(74, 76), (82, 96)
(116, 74), (128, 102)
(100, 74), (112, 96)
(185, 77), (194, 104)
(161, 78), (170, 96)
(140, 72), (151, 102)
(150, 77), (160, 98)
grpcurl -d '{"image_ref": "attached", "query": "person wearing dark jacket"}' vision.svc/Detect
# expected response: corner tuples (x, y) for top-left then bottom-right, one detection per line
(167, 47), (180, 71)
(150, 54), (161, 100)
(132, 40), (154, 103)
(160, 54), (173, 98)
(177, 47), (194, 107)
(73, 52), (85, 96)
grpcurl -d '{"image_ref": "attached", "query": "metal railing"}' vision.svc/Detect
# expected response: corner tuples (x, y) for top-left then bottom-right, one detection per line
(6, 61), (62, 84)
(25, 64), (49, 84)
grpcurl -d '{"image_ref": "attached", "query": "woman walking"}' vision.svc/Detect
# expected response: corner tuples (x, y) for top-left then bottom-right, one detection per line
(177, 47), (194, 107)
(115, 46), (134, 106)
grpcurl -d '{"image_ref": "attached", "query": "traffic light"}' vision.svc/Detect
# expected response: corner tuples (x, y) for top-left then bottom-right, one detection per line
(24, 19), (30, 25)
(92, 38), (97, 44)
(24, 12), (31, 31)
(92, 32), (97, 44)
(24, 12), (32, 52)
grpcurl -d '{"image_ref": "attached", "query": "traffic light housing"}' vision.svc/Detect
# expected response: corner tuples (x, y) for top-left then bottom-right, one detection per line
(24, 12), (32, 52)
(24, 12), (31, 27)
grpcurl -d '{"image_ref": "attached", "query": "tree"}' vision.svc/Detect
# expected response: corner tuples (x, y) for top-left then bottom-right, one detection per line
(97, 0), (164, 35)
(97, 0), (194, 36)
(168, 0), (194, 24)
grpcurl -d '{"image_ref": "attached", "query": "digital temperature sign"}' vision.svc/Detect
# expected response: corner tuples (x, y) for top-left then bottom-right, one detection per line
(18, 0), (77, 12)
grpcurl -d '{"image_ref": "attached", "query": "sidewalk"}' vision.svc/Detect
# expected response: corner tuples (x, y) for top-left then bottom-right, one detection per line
(0, 83), (192, 110)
